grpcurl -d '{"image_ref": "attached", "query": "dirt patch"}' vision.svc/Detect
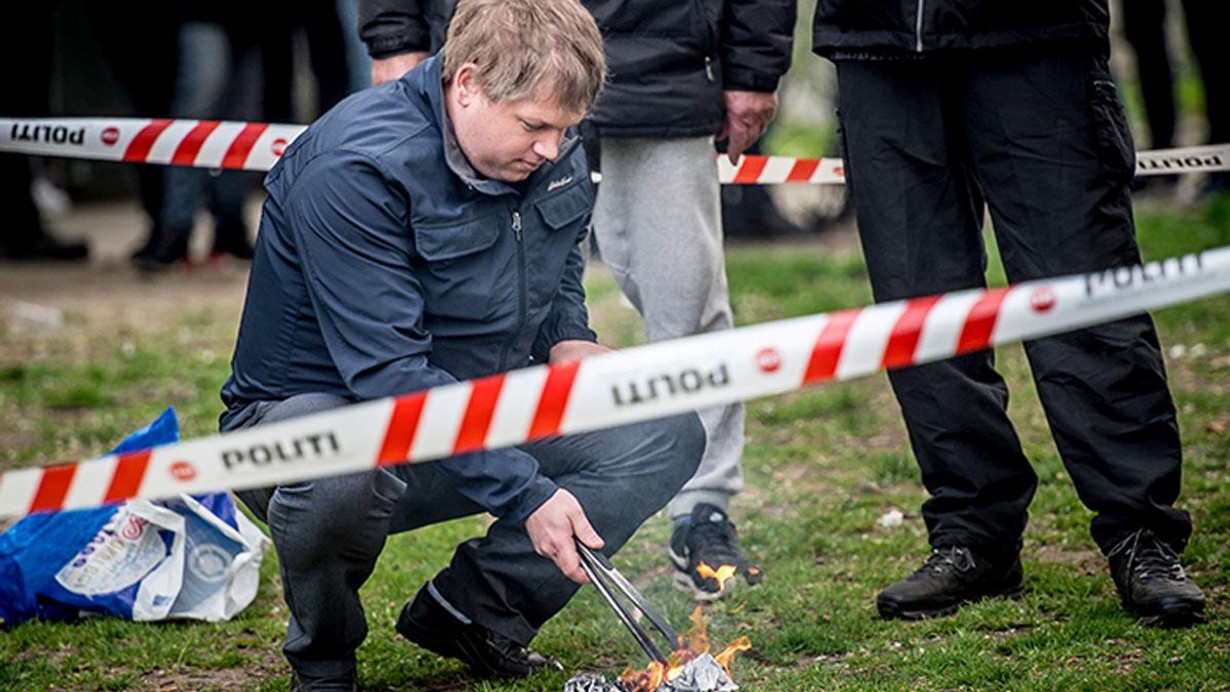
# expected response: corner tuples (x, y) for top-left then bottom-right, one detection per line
(1030, 544), (1103, 573)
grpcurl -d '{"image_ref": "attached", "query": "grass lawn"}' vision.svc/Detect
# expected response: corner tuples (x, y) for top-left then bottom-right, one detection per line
(2, 197), (1229, 690)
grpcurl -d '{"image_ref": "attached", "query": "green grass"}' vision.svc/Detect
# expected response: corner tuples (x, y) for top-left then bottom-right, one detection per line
(2, 197), (1229, 690)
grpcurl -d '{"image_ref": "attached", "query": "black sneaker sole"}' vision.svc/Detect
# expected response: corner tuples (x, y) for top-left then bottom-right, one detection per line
(877, 584), (1027, 621)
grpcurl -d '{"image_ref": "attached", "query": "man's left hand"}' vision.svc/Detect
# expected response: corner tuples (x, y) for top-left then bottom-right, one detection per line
(719, 90), (778, 164)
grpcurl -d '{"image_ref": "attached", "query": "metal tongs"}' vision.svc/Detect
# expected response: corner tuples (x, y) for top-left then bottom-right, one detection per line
(575, 539), (682, 664)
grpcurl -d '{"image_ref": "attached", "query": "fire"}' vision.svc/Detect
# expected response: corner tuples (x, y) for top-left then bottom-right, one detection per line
(695, 561), (738, 589)
(619, 607), (751, 692)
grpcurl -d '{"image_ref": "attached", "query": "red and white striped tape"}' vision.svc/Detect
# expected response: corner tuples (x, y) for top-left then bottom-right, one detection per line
(2, 245), (1227, 520)
(2, 118), (304, 172)
(3, 118), (1227, 183)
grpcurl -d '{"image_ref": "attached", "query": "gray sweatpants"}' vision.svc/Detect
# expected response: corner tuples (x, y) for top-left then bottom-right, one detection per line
(592, 136), (745, 519)
(229, 393), (704, 679)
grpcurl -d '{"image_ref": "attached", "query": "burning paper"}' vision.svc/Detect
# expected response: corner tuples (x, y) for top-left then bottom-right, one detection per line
(564, 655), (737, 692)
(564, 607), (751, 692)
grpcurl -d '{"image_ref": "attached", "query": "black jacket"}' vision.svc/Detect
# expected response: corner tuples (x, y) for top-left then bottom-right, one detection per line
(812, 0), (1109, 57)
(358, 0), (796, 138)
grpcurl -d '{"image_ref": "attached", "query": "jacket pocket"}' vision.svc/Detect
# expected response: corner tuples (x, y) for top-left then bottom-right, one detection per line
(412, 214), (508, 320)
(534, 182), (592, 231)
(414, 214), (501, 261)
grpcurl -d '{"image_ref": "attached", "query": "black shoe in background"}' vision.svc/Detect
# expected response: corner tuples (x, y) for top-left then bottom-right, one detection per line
(132, 225), (190, 273)
(877, 545), (1024, 620)
(670, 503), (762, 601)
(1108, 529), (1205, 628)
(129, 223), (162, 262)
(396, 584), (562, 678)
(210, 225), (255, 261)
(289, 669), (361, 691)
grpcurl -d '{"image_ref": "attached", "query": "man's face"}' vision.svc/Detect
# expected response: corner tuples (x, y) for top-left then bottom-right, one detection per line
(448, 65), (586, 182)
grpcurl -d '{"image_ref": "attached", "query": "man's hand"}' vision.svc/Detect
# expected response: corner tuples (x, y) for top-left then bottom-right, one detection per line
(525, 489), (605, 583)
(548, 339), (611, 364)
(371, 52), (430, 86)
(719, 90), (779, 163)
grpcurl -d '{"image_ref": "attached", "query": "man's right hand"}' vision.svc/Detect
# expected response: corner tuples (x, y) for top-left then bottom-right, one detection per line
(524, 489), (605, 584)
(371, 52), (430, 86)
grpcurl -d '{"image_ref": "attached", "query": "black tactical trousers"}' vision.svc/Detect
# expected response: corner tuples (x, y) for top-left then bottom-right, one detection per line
(834, 47), (1192, 557)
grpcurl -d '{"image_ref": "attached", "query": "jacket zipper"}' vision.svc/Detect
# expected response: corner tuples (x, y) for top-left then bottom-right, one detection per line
(497, 209), (527, 371)
(914, 0), (925, 52)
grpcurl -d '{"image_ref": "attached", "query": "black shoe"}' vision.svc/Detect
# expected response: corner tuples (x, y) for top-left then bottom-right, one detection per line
(132, 226), (190, 273)
(670, 503), (762, 601)
(877, 545), (1024, 620)
(210, 227), (255, 261)
(395, 585), (563, 678)
(289, 669), (361, 691)
(1107, 529), (1205, 628)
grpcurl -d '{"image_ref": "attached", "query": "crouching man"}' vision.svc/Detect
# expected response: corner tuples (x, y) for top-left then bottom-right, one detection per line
(218, 1), (704, 687)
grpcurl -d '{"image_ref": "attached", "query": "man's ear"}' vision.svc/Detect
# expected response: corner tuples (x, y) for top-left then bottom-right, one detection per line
(453, 63), (482, 107)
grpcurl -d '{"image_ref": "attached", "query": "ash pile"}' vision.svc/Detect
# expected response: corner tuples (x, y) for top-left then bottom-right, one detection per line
(564, 653), (738, 692)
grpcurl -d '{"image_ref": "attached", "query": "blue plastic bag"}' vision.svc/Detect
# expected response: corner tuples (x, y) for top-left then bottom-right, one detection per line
(0, 408), (268, 625)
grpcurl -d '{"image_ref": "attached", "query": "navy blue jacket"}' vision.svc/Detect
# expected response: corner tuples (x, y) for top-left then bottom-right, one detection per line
(220, 56), (597, 522)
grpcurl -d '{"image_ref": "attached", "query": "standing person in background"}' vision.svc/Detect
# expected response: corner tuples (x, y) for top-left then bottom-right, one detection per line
(1119, 0), (1178, 155)
(133, 1), (263, 272)
(1172, 1), (1229, 196)
(1118, 0), (1178, 201)
(87, 1), (179, 261)
(1117, 0), (1229, 198)
(262, 0), (355, 124)
(358, 0), (796, 602)
(0, 2), (89, 262)
(221, 1), (705, 686)
(811, 0), (1205, 627)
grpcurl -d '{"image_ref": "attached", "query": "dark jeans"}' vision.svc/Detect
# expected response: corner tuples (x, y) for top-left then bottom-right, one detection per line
(834, 48), (1191, 559)
(229, 393), (704, 679)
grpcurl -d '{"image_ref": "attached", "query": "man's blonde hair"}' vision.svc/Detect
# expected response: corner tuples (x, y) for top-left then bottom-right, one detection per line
(441, 0), (606, 113)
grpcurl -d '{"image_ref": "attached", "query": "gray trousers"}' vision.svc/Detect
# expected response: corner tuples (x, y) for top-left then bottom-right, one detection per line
(230, 393), (704, 679)
(592, 136), (745, 519)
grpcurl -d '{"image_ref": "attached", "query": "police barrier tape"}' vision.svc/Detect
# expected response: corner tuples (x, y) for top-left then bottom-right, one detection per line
(3, 117), (1228, 184)
(2, 246), (1228, 520)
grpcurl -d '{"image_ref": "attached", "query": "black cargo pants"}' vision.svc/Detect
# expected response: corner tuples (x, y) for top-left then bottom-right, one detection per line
(834, 47), (1191, 557)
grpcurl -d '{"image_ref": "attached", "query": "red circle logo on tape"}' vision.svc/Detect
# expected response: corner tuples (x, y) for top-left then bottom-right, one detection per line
(170, 460), (197, 482)
(272, 137), (288, 157)
(756, 347), (782, 373)
(1030, 286), (1056, 313)
(101, 127), (120, 146)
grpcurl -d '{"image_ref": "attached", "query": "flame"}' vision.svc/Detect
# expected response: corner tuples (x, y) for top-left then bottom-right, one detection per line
(619, 606), (750, 692)
(695, 561), (738, 589)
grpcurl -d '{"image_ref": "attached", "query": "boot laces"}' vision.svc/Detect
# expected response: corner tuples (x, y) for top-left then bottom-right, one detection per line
(920, 546), (975, 575)
(1109, 530), (1186, 582)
